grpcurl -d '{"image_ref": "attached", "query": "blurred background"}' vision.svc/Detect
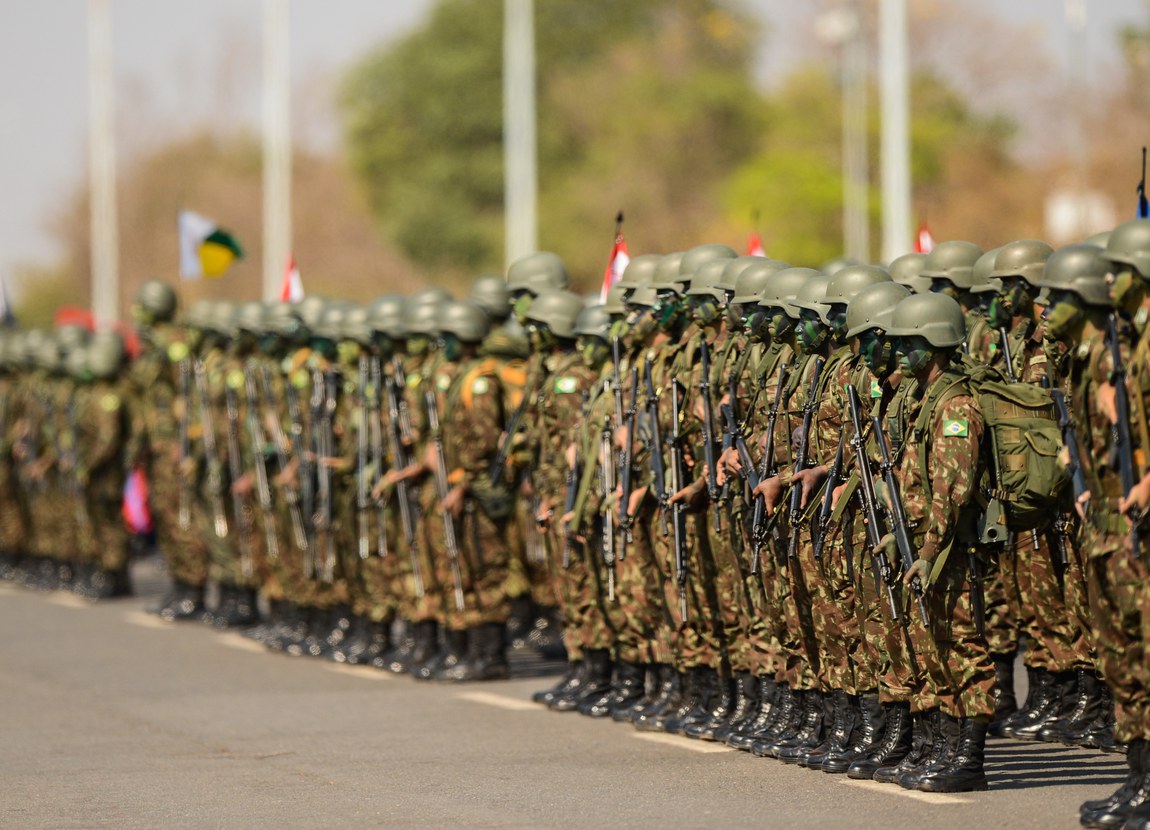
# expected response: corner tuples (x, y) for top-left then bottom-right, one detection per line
(1, 0), (1148, 326)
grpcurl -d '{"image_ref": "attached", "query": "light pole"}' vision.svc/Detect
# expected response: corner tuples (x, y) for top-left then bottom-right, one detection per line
(263, 0), (291, 301)
(879, 0), (911, 263)
(503, 0), (537, 267)
(88, 0), (119, 325)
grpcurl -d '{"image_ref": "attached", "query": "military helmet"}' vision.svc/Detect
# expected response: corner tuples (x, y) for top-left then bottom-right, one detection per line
(885, 293), (966, 348)
(1104, 219), (1150, 279)
(135, 279), (178, 323)
(759, 267), (819, 312)
(55, 323), (90, 355)
(888, 252), (930, 293)
(823, 264), (891, 306)
(294, 295), (329, 329)
(648, 253), (688, 294)
(991, 239), (1054, 287)
(88, 331), (126, 378)
(264, 303), (306, 340)
(787, 272), (833, 322)
(468, 274), (512, 319)
(208, 300), (238, 337)
(405, 296), (444, 336)
(411, 287), (453, 306)
(919, 240), (983, 289)
(1085, 230), (1112, 248)
(573, 304), (612, 341)
(602, 284), (627, 316)
(369, 294), (407, 336)
(678, 243), (738, 281)
(64, 344), (88, 380)
(845, 282), (912, 338)
(235, 300), (265, 335)
(340, 305), (372, 345)
(968, 247), (1003, 295)
(617, 254), (660, 293)
(627, 285), (659, 309)
(685, 258), (733, 301)
(819, 256), (860, 276)
(36, 336), (63, 372)
(314, 302), (350, 341)
(732, 260), (790, 304)
(506, 252), (569, 295)
(438, 300), (491, 343)
(718, 256), (766, 293)
(1040, 244), (1111, 307)
(525, 289), (585, 339)
(184, 299), (214, 330)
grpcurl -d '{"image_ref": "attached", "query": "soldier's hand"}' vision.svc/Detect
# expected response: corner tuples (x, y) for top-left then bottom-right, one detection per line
(231, 472), (255, 496)
(792, 465), (828, 509)
(564, 442), (577, 469)
(627, 485), (647, 519)
(903, 557), (931, 589)
(179, 456), (197, 480)
(1075, 490), (1091, 522)
(535, 497), (553, 529)
(718, 446), (741, 480)
(275, 458), (299, 490)
(831, 481), (848, 509)
(669, 477), (706, 508)
(441, 484), (465, 518)
(753, 475), (783, 516)
(1119, 473), (1150, 517)
(1097, 382), (1118, 425)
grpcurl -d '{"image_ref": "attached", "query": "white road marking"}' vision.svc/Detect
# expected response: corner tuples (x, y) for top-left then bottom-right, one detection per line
(632, 732), (735, 754)
(216, 633), (271, 654)
(323, 662), (391, 681)
(46, 593), (91, 609)
(839, 777), (971, 804)
(123, 611), (174, 629)
(456, 690), (541, 711)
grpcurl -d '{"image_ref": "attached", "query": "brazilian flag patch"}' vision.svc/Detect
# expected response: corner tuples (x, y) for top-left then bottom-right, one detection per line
(167, 341), (189, 362)
(472, 377), (490, 395)
(436, 374), (452, 391)
(943, 419), (969, 437)
(870, 379), (882, 398)
(554, 376), (578, 395)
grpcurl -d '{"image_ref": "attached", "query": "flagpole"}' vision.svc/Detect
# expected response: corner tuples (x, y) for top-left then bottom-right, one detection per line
(263, 0), (291, 302)
(504, 0), (538, 267)
(879, 0), (911, 263)
(88, 0), (120, 326)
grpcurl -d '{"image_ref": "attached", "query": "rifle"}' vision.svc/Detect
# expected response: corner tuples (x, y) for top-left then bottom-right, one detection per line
(356, 355), (371, 561)
(599, 413), (617, 601)
(488, 374), (534, 488)
(669, 379), (689, 620)
(224, 379), (255, 581)
(998, 328), (1018, 383)
(284, 375), (315, 579)
(62, 389), (93, 536)
(425, 387), (466, 611)
(811, 431), (845, 562)
(1047, 382), (1081, 572)
(618, 365), (639, 560)
(611, 336), (626, 430)
(192, 360), (229, 539)
(311, 367), (338, 583)
(368, 356), (388, 558)
(243, 364), (280, 562)
(561, 459), (581, 571)
(258, 365), (309, 555)
(787, 356), (826, 560)
(699, 339), (722, 530)
(1107, 314), (1143, 555)
(845, 384), (900, 621)
(750, 361), (792, 565)
(644, 358), (670, 538)
(384, 366), (424, 598)
(177, 358), (192, 531)
(872, 415), (930, 626)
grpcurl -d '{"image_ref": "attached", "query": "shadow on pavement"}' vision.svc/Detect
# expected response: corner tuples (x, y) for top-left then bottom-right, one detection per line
(986, 739), (1127, 791)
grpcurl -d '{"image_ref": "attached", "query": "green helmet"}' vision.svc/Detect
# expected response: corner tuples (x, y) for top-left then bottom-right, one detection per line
(888, 252), (930, 293)
(314, 303), (351, 341)
(184, 299), (214, 330)
(36, 337), (62, 372)
(265, 303), (306, 341)
(718, 256), (766, 293)
(295, 295), (329, 329)
(574, 304), (612, 341)
(1085, 230), (1111, 248)
(411, 287), (453, 307)
(968, 247), (1003, 296)
(732, 260), (791, 304)
(617, 254), (661, 293)
(235, 300), (265, 335)
(991, 239), (1054, 287)
(1040, 244), (1111, 307)
(627, 285), (659, 309)
(1104, 219), (1150, 279)
(649, 253), (688, 294)
(885, 293), (966, 348)
(65, 345), (89, 380)
(823, 264), (891, 306)
(506, 252), (569, 295)
(759, 267), (818, 312)
(55, 324), (90, 355)
(819, 256), (860, 276)
(525, 289), (585, 339)
(679, 243), (738, 282)
(405, 297), (444, 336)
(208, 300), (238, 337)
(468, 274), (512, 320)
(685, 258), (732, 301)
(438, 300), (491, 343)
(787, 273), (832, 322)
(919, 240), (983, 289)
(134, 279), (178, 323)
(369, 294), (407, 336)
(340, 305), (372, 344)
(602, 284), (627, 316)
(88, 331), (126, 378)
(845, 282), (912, 338)
(20, 329), (47, 367)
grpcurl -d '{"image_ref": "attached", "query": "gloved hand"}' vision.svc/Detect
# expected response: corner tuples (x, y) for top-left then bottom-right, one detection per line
(903, 557), (931, 589)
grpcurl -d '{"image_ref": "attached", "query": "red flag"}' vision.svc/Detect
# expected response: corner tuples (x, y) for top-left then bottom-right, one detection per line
(280, 253), (304, 302)
(914, 222), (935, 254)
(746, 231), (766, 257)
(122, 467), (153, 534)
(600, 212), (630, 303)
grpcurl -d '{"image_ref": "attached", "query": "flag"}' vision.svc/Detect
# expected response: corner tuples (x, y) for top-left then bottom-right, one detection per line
(178, 210), (244, 280)
(599, 211), (630, 302)
(746, 231), (766, 257)
(914, 222), (935, 254)
(122, 467), (153, 534)
(280, 253), (304, 302)
(1138, 147), (1148, 219)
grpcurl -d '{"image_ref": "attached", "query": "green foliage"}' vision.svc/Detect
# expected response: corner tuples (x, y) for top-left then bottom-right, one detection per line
(13, 262), (83, 329)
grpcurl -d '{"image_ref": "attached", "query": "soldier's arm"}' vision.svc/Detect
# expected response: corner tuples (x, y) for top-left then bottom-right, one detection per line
(919, 393), (983, 563)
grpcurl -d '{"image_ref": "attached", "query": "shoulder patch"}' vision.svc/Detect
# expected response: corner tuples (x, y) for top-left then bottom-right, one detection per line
(290, 369), (309, 390)
(870, 379), (882, 399)
(167, 342), (189, 363)
(406, 372), (421, 389)
(472, 376), (491, 396)
(436, 374), (452, 392)
(226, 369), (245, 390)
(100, 393), (121, 412)
(942, 419), (969, 437)
(554, 376), (578, 395)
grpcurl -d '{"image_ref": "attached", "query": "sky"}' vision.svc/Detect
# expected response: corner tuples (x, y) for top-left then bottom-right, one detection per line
(0, 0), (1146, 301)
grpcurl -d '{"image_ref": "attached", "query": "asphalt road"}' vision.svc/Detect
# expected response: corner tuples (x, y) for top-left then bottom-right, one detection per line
(0, 559), (1126, 829)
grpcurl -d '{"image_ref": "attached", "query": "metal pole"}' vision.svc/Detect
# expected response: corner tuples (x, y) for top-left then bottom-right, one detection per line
(88, 0), (119, 326)
(879, 0), (910, 263)
(503, 0), (537, 267)
(843, 7), (869, 262)
(263, 0), (291, 302)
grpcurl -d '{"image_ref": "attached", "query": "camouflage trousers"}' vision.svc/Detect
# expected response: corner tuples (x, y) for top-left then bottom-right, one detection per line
(0, 473), (27, 554)
(706, 502), (756, 676)
(507, 498), (554, 608)
(752, 528), (796, 683)
(547, 521), (613, 660)
(1015, 530), (1093, 672)
(149, 461), (209, 587)
(605, 508), (673, 665)
(983, 543), (1020, 657)
(650, 510), (721, 671)
(780, 518), (821, 691)
(798, 518), (862, 696)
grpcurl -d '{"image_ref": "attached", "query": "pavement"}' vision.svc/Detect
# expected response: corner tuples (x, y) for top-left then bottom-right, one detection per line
(0, 557), (1126, 829)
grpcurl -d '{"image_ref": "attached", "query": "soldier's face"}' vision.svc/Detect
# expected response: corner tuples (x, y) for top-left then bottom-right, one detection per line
(827, 303), (849, 341)
(895, 335), (934, 375)
(407, 335), (431, 356)
(988, 277), (1030, 328)
(763, 306), (793, 340)
(511, 292), (533, 325)
(688, 295), (721, 327)
(1109, 268), (1147, 316)
(578, 335), (608, 368)
(1044, 291), (1084, 341)
(796, 309), (829, 352)
(441, 334), (464, 361)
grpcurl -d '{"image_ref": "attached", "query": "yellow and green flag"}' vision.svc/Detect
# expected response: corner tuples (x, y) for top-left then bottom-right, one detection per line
(178, 210), (244, 280)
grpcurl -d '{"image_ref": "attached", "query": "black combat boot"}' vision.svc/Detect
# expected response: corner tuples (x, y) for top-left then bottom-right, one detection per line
(1010, 669), (1076, 741)
(726, 677), (778, 750)
(551, 648), (611, 712)
(329, 614), (369, 663)
(641, 667), (702, 733)
(264, 601), (306, 650)
(632, 668), (684, 729)
(900, 711), (959, 789)
(806, 692), (860, 770)
(527, 605), (566, 659)
(535, 660), (585, 706)
(504, 595), (535, 650)
(1080, 738), (1144, 819)
(848, 701), (912, 779)
(375, 620), (414, 672)
(776, 690), (828, 764)
(439, 623), (510, 682)
(1118, 743), (1150, 830)
(211, 584), (260, 629)
(404, 620), (441, 676)
(917, 718), (989, 793)
(1040, 669), (1102, 744)
(416, 627), (467, 680)
(988, 652), (1018, 737)
(1004, 667), (1058, 740)
(1081, 685), (1117, 750)
(823, 693), (884, 774)
(874, 709), (935, 785)
(353, 619), (392, 665)
(86, 565), (133, 600)
(284, 605), (323, 656)
(612, 663), (663, 722)
(711, 671), (759, 743)
(751, 687), (804, 758)
(684, 672), (738, 740)
(665, 667), (718, 736)
(1002, 665), (1039, 736)
(586, 661), (646, 719)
